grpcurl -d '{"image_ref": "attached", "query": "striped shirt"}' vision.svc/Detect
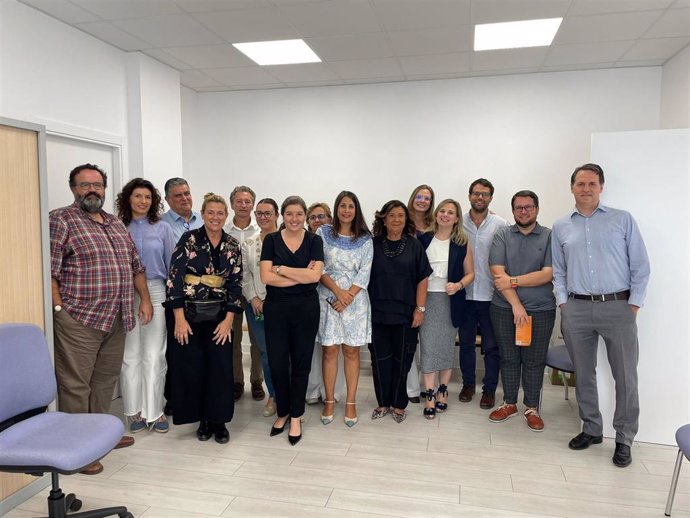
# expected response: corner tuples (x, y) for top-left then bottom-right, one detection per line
(50, 202), (145, 332)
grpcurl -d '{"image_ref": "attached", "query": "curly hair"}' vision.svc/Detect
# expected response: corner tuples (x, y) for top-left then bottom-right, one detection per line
(372, 200), (416, 238)
(116, 178), (163, 226)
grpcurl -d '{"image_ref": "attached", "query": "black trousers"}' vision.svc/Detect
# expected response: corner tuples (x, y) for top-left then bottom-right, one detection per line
(264, 291), (320, 418)
(369, 323), (419, 410)
(169, 318), (234, 425)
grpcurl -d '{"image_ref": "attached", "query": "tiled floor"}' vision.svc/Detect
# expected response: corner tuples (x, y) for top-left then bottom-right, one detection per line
(5, 361), (688, 518)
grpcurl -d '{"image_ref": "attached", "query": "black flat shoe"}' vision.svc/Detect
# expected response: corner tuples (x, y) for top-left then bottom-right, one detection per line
(568, 432), (603, 450)
(612, 442), (632, 467)
(214, 423), (229, 444)
(270, 417), (288, 437)
(196, 420), (211, 441)
(288, 418), (302, 446)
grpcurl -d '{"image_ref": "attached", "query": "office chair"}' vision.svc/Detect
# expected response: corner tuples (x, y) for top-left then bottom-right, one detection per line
(665, 423), (690, 516)
(0, 323), (133, 518)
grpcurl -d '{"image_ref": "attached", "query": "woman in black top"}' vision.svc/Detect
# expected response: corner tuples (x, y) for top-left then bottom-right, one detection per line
(368, 200), (432, 423)
(165, 193), (243, 444)
(260, 196), (324, 445)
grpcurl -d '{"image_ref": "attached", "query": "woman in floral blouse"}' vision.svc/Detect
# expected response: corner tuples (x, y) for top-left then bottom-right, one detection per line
(165, 193), (243, 444)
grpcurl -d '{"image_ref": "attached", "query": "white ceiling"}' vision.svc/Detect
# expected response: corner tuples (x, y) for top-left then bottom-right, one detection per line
(19, 0), (690, 92)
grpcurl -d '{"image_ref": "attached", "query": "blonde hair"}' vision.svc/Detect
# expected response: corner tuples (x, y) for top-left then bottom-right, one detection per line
(201, 192), (228, 214)
(431, 199), (467, 245)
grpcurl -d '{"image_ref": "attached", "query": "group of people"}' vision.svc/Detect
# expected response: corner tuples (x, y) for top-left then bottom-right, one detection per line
(49, 161), (649, 474)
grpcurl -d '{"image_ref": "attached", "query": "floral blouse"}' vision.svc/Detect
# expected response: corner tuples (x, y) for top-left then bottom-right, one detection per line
(165, 227), (243, 314)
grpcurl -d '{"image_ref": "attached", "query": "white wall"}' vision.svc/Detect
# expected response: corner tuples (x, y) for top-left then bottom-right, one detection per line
(591, 129), (690, 445)
(182, 67), (661, 226)
(660, 44), (690, 129)
(0, 0), (127, 145)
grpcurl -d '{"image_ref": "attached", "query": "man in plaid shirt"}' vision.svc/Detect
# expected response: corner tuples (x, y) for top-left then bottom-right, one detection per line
(50, 164), (152, 475)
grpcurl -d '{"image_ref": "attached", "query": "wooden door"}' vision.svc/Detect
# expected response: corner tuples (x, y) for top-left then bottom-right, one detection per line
(0, 123), (45, 500)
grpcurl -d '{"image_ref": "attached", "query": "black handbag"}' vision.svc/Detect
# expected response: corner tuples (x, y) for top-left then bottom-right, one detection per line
(184, 300), (224, 323)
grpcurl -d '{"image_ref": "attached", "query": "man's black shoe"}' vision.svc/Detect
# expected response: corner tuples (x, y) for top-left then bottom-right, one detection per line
(612, 442), (632, 467)
(568, 432), (603, 450)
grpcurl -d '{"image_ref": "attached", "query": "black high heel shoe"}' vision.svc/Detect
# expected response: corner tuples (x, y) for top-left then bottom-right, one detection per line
(270, 416), (288, 437)
(423, 388), (436, 420)
(288, 417), (302, 446)
(197, 420), (212, 441)
(435, 384), (449, 413)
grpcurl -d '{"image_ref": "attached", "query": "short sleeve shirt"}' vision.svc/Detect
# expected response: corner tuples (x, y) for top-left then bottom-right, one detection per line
(260, 230), (324, 298)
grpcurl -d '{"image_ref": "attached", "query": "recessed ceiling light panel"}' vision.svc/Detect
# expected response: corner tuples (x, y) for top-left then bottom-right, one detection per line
(233, 39), (321, 66)
(474, 18), (563, 51)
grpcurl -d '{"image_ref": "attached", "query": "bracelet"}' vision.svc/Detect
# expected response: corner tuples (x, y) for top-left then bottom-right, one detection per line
(458, 281), (465, 290)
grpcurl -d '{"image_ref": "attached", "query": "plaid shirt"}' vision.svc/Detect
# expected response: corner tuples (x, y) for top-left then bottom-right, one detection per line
(50, 202), (145, 332)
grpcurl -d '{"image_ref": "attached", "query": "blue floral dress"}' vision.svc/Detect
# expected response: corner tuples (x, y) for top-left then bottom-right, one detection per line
(316, 225), (373, 346)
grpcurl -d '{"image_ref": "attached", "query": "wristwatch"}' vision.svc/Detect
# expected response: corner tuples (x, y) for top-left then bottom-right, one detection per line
(510, 277), (519, 288)
(415, 306), (426, 313)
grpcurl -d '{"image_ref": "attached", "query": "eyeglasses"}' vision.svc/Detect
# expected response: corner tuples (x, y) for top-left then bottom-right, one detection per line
(77, 182), (104, 190)
(415, 194), (432, 202)
(254, 211), (275, 219)
(308, 214), (328, 222)
(513, 205), (536, 212)
(470, 191), (491, 199)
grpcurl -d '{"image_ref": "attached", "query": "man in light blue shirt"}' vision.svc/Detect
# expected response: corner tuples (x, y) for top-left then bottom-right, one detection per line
(552, 163), (650, 468)
(161, 178), (202, 243)
(459, 178), (508, 410)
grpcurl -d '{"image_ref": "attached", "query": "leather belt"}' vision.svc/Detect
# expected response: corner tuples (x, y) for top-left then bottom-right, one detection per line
(184, 274), (224, 288)
(568, 290), (630, 302)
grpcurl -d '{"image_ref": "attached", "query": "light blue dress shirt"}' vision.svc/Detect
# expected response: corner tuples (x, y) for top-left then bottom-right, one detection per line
(127, 218), (176, 281)
(463, 211), (508, 301)
(161, 209), (202, 243)
(551, 204), (650, 307)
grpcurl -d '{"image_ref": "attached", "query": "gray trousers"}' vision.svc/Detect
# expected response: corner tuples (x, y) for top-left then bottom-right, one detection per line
(560, 298), (639, 446)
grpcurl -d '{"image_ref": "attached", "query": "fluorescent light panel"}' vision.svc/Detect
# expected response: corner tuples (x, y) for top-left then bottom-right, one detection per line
(233, 39), (321, 65)
(474, 18), (562, 51)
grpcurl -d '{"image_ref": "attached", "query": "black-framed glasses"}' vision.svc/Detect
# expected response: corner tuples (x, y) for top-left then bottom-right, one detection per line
(254, 211), (275, 219)
(513, 205), (536, 212)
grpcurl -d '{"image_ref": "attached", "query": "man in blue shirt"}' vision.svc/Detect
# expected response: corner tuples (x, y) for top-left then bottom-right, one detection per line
(161, 178), (202, 243)
(552, 163), (650, 468)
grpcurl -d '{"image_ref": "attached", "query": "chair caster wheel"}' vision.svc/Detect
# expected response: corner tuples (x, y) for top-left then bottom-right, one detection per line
(65, 493), (82, 512)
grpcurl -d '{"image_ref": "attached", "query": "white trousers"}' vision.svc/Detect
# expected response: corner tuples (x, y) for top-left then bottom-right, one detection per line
(120, 279), (167, 421)
(306, 342), (345, 401)
(406, 352), (421, 397)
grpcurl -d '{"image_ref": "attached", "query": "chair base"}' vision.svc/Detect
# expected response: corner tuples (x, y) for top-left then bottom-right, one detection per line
(665, 448), (684, 516)
(46, 473), (132, 518)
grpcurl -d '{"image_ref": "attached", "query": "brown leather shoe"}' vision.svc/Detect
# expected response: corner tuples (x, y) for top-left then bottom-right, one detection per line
(458, 385), (476, 403)
(115, 435), (134, 449)
(251, 382), (265, 401)
(524, 408), (544, 432)
(479, 392), (495, 409)
(488, 403), (518, 422)
(79, 461), (103, 475)
(233, 382), (244, 402)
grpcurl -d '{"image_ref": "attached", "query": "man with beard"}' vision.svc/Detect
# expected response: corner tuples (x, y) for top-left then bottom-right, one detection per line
(487, 190), (555, 431)
(459, 178), (508, 409)
(50, 164), (152, 475)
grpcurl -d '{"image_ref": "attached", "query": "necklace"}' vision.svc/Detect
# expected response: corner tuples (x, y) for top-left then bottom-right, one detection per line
(381, 235), (407, 258)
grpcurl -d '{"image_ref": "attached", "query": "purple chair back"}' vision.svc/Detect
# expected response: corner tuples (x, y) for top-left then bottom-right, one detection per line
(0, 323), (56, 424)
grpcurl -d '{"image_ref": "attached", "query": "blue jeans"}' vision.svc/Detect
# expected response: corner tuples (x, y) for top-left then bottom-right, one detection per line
(245, 303), (275, 397)
(458, 300), (500, 393)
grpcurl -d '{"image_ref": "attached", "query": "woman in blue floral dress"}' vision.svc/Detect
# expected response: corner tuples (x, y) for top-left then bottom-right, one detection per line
(316, 191), (373, 427)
